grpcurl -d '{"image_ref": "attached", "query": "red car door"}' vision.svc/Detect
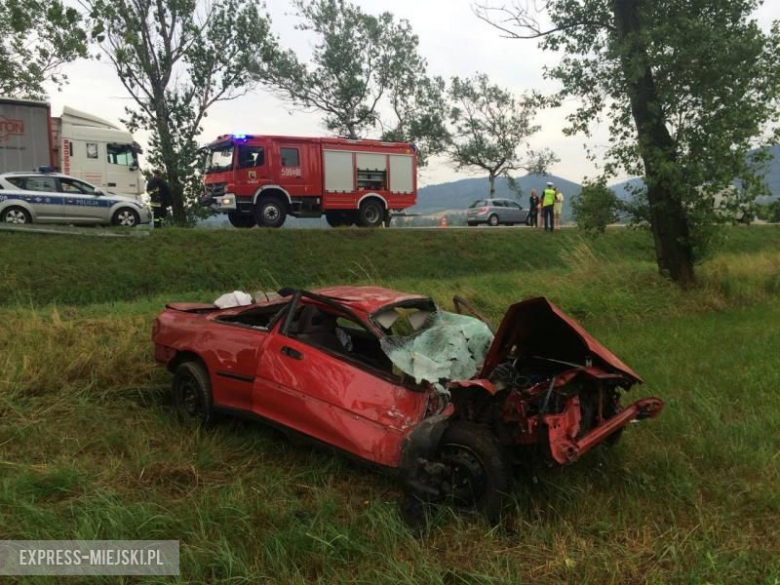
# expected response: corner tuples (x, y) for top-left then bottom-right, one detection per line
(253, 307), (428, 468)
(205, 322), (269, 412)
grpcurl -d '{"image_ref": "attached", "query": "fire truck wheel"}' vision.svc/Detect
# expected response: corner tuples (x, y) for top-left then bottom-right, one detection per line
(255, 196), (287, 228)
(228, 212), (256, 228)
(325, 211), (349, 228)
(357, 199), (385, 228)
(437, 422), (514, 523)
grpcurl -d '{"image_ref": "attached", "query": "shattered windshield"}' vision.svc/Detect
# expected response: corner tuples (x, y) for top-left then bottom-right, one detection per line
(379, 310), (494, 384)
(206, 146), (234, 173)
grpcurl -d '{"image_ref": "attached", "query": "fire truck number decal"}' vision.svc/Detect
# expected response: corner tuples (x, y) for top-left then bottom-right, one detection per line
(280, 167), (302, 177)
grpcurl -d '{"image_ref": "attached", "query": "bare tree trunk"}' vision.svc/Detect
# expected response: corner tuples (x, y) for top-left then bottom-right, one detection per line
(613, 0), (694, 286)
(488, 173), (496, 198)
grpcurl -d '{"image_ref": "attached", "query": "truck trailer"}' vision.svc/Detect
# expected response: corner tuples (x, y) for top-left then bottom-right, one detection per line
(0, 97), (145, 198)
(201, 134), (417, 228)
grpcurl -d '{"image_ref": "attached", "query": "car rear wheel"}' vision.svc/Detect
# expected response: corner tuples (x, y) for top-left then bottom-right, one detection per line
(1, 206), (32, 225)
(172, 361), (214, 427)
(357, 199), (385, 228)
(228, 211), (256, 228)
(112, 208), (140, 227)
(436, 422), (513, 522)
(487, 214), (499, 227)
(255, 196), (287, 228)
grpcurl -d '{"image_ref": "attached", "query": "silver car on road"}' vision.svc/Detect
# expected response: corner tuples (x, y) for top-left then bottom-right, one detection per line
(0, 172), (152, 227)
(467, 198), (532, 227)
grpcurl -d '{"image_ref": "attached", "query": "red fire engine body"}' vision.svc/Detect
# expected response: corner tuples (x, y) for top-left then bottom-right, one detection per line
(201, 134), (418, 229)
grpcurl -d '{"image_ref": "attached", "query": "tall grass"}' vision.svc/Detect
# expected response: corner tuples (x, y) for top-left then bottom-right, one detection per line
(1, 228), (780, 583)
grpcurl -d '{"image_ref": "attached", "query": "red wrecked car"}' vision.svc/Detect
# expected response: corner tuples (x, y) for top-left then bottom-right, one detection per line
(152, 286), (663, 519)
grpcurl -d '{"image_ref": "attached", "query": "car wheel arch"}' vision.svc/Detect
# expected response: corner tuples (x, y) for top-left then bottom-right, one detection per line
(167, 349), (208, 375)
(1, 201), (36, 223)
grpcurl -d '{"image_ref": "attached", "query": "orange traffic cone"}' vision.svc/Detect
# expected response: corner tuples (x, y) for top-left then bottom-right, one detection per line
(440, 216), (448, 228)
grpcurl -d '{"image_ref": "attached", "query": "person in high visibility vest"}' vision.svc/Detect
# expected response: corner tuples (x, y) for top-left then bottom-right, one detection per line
(146, 169), (172, 228)
(541, 182), (556, 231)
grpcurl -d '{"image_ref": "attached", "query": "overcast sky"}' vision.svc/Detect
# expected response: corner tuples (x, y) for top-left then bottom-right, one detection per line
(45, 0), (780, 187)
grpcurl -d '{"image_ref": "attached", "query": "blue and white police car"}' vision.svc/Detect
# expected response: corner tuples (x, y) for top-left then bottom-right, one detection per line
(0, 171), (152, 227)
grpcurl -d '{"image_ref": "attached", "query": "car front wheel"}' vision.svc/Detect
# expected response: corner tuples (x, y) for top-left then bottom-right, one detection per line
(172, 361), (214, 427)
(435, 422), (513, 522)
(1, 206), (32, 225)
(112, 208), (140, 227)
(487, 214), (499, 227)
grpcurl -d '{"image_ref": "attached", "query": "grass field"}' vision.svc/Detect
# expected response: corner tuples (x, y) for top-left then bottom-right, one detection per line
(1, 226), (779, 583)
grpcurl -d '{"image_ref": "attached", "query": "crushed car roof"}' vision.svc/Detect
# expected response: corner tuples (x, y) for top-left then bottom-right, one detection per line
(313, 286), (429, 315)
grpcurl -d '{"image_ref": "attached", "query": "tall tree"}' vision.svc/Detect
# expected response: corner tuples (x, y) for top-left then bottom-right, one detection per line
(0, 0), (88, 98)
(447, 73), (556, 198)
(268, 0), (448, 164)
(85, 0), (277, 224)
(475, 0), (780, 285)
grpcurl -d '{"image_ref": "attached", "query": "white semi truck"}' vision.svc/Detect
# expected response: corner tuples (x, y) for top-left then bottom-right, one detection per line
(0, 97), (145, 197)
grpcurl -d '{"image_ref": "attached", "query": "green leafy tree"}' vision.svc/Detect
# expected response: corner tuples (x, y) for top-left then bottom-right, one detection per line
(475, 0), (780, 285)
(447, 73), (556, 198)
(268, 0), (448, 164)
(0, 0), (88, 98)
(572, 179), (619, 234)
(85, 0), (278, 225)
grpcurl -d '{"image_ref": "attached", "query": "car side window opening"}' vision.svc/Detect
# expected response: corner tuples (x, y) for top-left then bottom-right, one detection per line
(493, 200), (506, 207)
(289, 303), (393, 374)
(280, 147), (300, 167)
(216, 302), (288, 330)
(238, 146), (265, 169)
(469, 200), (487, 208)
(508, 201), (522, 209)
(7, 176), (58, 192)
(59, 178), (96, 194)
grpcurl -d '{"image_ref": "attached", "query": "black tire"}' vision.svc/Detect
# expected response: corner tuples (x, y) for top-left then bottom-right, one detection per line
(112, 207), (140, 227)
(357, 199), (385, 228)
(255, 196), (287, 228)
(1, 206), (32, 225)
(437, 422), (513, 522)
(228, 211), (256, 228)
(325, 211), (349, 228)
(172, 361), (214, 427)
(487, 214), (499, 227)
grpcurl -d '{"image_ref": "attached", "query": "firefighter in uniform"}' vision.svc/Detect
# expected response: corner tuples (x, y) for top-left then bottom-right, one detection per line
(146, 170), (172, 228)
(542, 182), (556, 232)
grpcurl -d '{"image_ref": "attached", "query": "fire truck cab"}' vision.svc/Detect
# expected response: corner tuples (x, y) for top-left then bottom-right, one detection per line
(201, 134), (417, 228)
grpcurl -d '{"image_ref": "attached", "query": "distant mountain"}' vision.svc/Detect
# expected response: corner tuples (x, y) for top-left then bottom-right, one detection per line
(610, 145), (780, 202)
(414, 174), (581, 221)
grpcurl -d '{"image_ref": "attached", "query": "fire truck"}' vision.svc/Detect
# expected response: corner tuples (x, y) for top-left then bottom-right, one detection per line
(201, 134), (417, 228)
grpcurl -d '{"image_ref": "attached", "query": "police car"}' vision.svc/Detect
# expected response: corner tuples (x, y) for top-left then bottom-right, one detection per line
(0, 171), (152, 227)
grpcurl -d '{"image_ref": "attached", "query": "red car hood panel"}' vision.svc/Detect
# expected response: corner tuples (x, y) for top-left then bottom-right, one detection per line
(479, 297), (643, 384)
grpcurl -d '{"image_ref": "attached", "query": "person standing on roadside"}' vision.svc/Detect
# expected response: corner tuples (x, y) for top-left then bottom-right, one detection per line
(554, 188), (564, 230)
(146, 169), (172, 228)
(541, 181), (556, 231)
(529, 189), (539, 227)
